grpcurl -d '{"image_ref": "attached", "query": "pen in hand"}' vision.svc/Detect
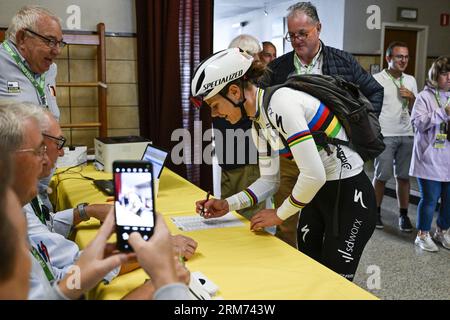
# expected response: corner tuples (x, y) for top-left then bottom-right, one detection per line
(200, 191), (211, 217)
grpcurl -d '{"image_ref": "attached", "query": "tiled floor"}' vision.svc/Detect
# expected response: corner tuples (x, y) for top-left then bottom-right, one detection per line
(353, 167), (450, 300)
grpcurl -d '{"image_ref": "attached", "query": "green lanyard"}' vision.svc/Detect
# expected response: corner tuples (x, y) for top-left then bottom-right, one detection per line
(30, 196), (46, 225)
(29, 195), (54, 281)
(434, 89), (450, 109)
(385, 70), (408, 109)
(294, 48), (322, 75)
(30, 246), (55, 282)
(2, 41), (47, 106)
(435, 89), (450, 140)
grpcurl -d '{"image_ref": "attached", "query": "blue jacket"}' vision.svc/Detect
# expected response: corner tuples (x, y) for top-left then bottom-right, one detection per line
(260, 42), (384, 114)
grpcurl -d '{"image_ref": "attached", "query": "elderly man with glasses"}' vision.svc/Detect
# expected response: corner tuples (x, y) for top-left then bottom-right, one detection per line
(258, 2), (384, 249)
(0, 102), (192, 300)
(22, 109), (197, 287)
(0, 5), (63, 118)
(18, 108), (125, 298)
(0, 102), (48, 206)
(26, 110), (115, 238)
(260, 2), (383, 112)
(0, 101), (68, 299)
(0, 5), (66, 212)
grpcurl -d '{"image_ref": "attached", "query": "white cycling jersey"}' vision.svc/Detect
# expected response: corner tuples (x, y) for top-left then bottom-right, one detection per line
(226, 87), (364, 220)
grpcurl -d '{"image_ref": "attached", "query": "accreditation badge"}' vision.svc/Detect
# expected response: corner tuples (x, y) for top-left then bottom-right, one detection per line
(7, 81), (20, 94)
(433, 133), (447, 149)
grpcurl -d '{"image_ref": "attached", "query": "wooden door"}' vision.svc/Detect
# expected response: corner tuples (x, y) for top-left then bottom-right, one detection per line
(0, 30), (5, 42)
(383, 28), (417, 75)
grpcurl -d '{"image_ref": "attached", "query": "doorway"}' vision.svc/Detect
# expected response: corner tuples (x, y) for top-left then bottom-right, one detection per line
(383, 29), (417, 75)
(380, 23), (429, 90)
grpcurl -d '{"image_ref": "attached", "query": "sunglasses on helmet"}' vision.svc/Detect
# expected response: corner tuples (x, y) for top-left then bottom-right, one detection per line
(190, 96), (209, 109)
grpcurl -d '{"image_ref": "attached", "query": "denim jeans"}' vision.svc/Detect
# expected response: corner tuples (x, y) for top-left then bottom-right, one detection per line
(416, 178), (450, 231)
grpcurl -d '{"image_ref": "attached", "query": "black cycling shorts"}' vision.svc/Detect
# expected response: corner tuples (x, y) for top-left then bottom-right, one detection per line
(297, 170), (376, 281)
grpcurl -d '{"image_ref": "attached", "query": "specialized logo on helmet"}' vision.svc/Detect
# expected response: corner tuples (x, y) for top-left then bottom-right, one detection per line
(202, 69), (244, 92)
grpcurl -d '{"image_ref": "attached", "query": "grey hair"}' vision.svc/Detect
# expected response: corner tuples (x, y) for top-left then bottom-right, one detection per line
(6, 5), (62, 43)
(287, 2), (320, 23)
(42, 109), (58, 133)
(228, 34), (262, 57)
(0, 101), (49, 152)
(0, 138), (14, 282)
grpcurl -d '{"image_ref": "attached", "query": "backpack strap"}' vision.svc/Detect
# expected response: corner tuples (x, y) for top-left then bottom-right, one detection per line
(261, 85), (291, 152)
(262, 82), (346, 238)
(261, 84), (348, 156)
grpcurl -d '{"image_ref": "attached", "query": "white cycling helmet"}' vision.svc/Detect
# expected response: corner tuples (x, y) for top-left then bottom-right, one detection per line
(191, 48), (254, 102)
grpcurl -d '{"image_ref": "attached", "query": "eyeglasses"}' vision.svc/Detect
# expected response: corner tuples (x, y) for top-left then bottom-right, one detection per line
(25, 28), (67, 49)
(15, 144), (47, 158)
(43, 133), (66, 150)
(284, 26), (317, 42)
(392, 55), (409, 61)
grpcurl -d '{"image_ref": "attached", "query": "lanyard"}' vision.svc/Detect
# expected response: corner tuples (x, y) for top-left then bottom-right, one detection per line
(2, 41), (47, 106)
(385, 70), (408, 109)
(385, 69), (404, 89)
(30, 245), (55, 282)
(434, 89), (450, 109)
(294, 48), (322, 75)
(435, 89), (450, 141)
(30, 196), (48, 225)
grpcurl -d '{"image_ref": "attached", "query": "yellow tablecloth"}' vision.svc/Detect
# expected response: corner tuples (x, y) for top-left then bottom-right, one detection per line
(50, 164), (377, 300)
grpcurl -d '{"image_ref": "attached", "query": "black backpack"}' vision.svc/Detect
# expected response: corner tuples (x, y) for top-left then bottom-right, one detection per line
(262, 74), (385, 162)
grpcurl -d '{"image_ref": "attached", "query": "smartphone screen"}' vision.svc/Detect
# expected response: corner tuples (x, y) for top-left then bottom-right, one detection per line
(113, 160), (155, 252)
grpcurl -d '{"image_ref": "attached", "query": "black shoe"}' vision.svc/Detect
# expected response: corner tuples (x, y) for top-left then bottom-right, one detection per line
(376, 214), (384, 229)
(399, 215), (413, 232)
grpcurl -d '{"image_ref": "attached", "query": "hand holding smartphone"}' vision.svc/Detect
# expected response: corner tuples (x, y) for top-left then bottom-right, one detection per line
(113, 160), (156, 252)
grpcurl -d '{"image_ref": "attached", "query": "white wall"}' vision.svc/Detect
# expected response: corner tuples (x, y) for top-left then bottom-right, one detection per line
(213, 2), (289, 53)
(214, 0), (346, 54)
(343, 0), (450, 55)
(0, 0), (136, 33)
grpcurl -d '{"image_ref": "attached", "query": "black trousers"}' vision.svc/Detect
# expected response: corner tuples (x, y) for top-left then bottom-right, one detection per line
(297, 170), (376, 281)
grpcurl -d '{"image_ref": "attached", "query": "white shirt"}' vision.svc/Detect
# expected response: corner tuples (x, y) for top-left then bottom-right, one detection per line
(25, 204), (81, 282)
(24, 204), (120, 299)
(28, 252), (70, 300)
(373, 70), (418, 136)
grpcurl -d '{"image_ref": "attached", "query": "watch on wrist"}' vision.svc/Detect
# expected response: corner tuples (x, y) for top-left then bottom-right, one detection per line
(77, 202), (90, 221)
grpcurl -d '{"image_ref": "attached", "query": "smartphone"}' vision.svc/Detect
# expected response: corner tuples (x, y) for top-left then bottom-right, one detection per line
(113, 160), (155, 252)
